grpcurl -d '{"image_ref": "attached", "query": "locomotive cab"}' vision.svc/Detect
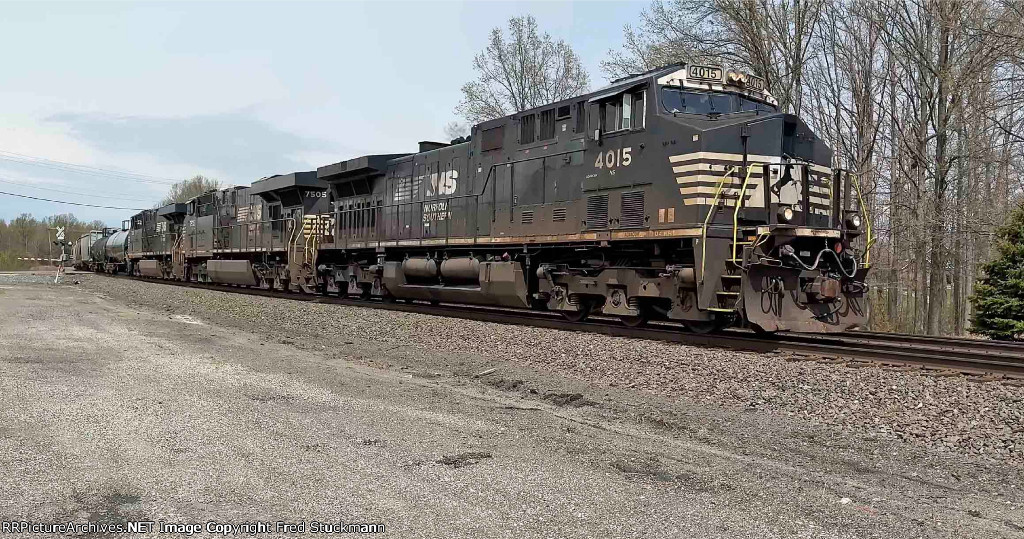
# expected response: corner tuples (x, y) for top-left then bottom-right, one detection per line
(249, 171), (330, 242)
(639, 64), (871, 331)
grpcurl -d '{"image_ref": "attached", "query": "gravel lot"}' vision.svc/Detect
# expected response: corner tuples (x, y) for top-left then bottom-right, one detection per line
(1, 273), (1022, 538)
(74, 273), (1024, 463)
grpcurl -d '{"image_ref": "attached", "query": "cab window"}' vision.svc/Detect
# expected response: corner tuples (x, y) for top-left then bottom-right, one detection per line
(661, 87), (732, 114)
(739, 96), (776, 112)
(600, 89), (647, 132)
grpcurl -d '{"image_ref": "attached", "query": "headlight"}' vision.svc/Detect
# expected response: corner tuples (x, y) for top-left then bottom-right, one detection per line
(846, 213), (862, 230)
(778, 206), (794, 223)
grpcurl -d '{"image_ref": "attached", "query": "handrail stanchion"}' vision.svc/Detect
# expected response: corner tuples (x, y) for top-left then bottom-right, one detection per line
(699, 166), (738, 286)
(731, 164), (758, 263)
(851, 174), (875, 268)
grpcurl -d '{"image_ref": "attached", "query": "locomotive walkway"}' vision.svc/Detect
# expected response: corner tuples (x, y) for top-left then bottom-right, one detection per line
(114, 274), (1024, 381)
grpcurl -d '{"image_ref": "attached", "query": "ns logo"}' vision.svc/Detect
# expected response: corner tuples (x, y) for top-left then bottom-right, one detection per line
(426, 169), (458, 197)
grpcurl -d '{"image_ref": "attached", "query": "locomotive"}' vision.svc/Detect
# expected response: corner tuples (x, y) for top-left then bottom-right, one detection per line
(84, 63), (872, 333)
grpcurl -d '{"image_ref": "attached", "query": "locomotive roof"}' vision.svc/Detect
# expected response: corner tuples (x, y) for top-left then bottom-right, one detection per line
(157, 203), (187, 217)
(318, 154), (409, 183)
(248, 171), (324, 195)
(601, 63), (685, 91)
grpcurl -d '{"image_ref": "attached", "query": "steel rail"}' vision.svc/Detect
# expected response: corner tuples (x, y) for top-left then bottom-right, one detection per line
(846, 329), (1024, 352)
(102, 275), (1024, 379)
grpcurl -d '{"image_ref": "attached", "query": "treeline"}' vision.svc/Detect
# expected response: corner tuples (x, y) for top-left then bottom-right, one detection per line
(603, 0), (1024, 335)
(0, 214), (107, 270)
(0, 175), (219, 270)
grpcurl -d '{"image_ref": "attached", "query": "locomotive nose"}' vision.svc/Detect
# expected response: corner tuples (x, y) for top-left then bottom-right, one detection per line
(779, 113), (819, 162)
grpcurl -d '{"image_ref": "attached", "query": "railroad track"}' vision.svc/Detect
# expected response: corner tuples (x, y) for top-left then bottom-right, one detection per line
(101, 274), (1024, 380)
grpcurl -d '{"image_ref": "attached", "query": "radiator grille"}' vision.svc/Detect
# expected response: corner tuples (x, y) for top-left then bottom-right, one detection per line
(521, 210), (534, 224)
(585, 195), (609, 229)
(620, 191), (646, 228)
(552, 207), (567, 222)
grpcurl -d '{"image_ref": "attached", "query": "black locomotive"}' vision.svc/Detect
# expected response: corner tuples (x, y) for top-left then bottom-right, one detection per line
(82, 64), (872, 333)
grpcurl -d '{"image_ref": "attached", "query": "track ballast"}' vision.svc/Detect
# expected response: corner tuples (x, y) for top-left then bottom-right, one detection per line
(105, 274), (1024, 380)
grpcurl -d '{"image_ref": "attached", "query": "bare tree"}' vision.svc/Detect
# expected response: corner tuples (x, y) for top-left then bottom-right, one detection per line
(160, 175), (221, 206)
(456, 15), (590, 124)
(601, 0), (824, 114)
(604, 0), (1024, 335)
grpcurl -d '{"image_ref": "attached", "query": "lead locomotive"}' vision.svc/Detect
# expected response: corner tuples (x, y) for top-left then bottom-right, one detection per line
(91, 63), (871, 333)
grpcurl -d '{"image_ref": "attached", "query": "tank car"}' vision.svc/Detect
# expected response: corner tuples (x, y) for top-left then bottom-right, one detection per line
(89, 226), (128, 273)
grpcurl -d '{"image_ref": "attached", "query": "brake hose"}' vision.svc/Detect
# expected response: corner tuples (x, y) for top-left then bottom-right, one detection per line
(783, 248), (858, 279)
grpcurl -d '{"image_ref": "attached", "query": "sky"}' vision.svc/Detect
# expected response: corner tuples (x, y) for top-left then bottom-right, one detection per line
(0, 0), (646, 226)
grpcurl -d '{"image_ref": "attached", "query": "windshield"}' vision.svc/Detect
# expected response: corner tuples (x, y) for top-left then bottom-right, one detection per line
(661, 87), (775, 115)
(738, 96), (775, 112)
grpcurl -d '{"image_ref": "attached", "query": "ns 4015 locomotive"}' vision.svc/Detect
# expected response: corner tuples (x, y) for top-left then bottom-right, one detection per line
(108, 63), (872, 333)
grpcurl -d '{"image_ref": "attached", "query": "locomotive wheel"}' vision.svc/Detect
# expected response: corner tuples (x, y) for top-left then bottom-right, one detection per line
(619, 310), (649, 328)
(561, 302), (592, 323)
(683, 319), (720, 334)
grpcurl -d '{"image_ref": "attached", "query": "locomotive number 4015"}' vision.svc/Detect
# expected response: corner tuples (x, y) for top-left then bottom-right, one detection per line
(594, 147), (632, 169)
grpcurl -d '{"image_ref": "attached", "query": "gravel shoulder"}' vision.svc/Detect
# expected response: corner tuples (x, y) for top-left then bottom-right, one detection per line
(1, 274), (1022, 538)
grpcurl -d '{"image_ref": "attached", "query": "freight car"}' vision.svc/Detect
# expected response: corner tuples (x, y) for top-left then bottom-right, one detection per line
(72, 230), (104, 270)
(124, 63), (871, 333)
(88, 226), (129, 274)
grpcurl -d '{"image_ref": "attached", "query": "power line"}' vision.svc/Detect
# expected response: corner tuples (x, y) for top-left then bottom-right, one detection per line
(0, 177), (155, 202)
(0, 150), (179, 186)
(0, 190), (147, 210)
(0, 149), (177, 181)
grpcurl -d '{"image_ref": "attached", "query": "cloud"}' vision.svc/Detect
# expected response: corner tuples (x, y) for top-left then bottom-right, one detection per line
(47, 110), (336, 184)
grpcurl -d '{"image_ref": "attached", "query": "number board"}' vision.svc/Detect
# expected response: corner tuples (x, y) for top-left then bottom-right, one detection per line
(687, 65), (723, 82)
(745, 75), (766, 92)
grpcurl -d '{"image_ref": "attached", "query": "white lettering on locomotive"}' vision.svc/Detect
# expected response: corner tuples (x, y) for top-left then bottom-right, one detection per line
(427, 169), (458, 197)
(423, 201), (452, 223)
(594, 147), (632, 169)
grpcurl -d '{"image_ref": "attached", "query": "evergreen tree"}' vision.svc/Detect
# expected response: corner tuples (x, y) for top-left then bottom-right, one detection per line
(971, 204), (1024, 340)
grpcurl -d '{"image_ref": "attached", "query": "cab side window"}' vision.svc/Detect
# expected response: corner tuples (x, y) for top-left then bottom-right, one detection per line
(599, 88), (647, 133)
(603, 100), (619, 132)
(632, 90), (645, 129)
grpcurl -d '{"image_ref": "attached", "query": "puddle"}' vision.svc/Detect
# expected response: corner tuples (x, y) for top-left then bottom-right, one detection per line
(171, 315), (203, 325)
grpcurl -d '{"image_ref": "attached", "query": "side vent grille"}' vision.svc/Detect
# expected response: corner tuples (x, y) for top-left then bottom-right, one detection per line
(620, 191), (646, 228)
(585, 195), (609, 229)
(521, 210), (534, 224)
(552, 208), (567, 222)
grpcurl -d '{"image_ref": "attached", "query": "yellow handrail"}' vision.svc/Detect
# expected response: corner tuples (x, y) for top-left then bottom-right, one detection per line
(850, 174), (875, 267)
(731, 164), (760, 263)
(699, 166), (738, 285)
